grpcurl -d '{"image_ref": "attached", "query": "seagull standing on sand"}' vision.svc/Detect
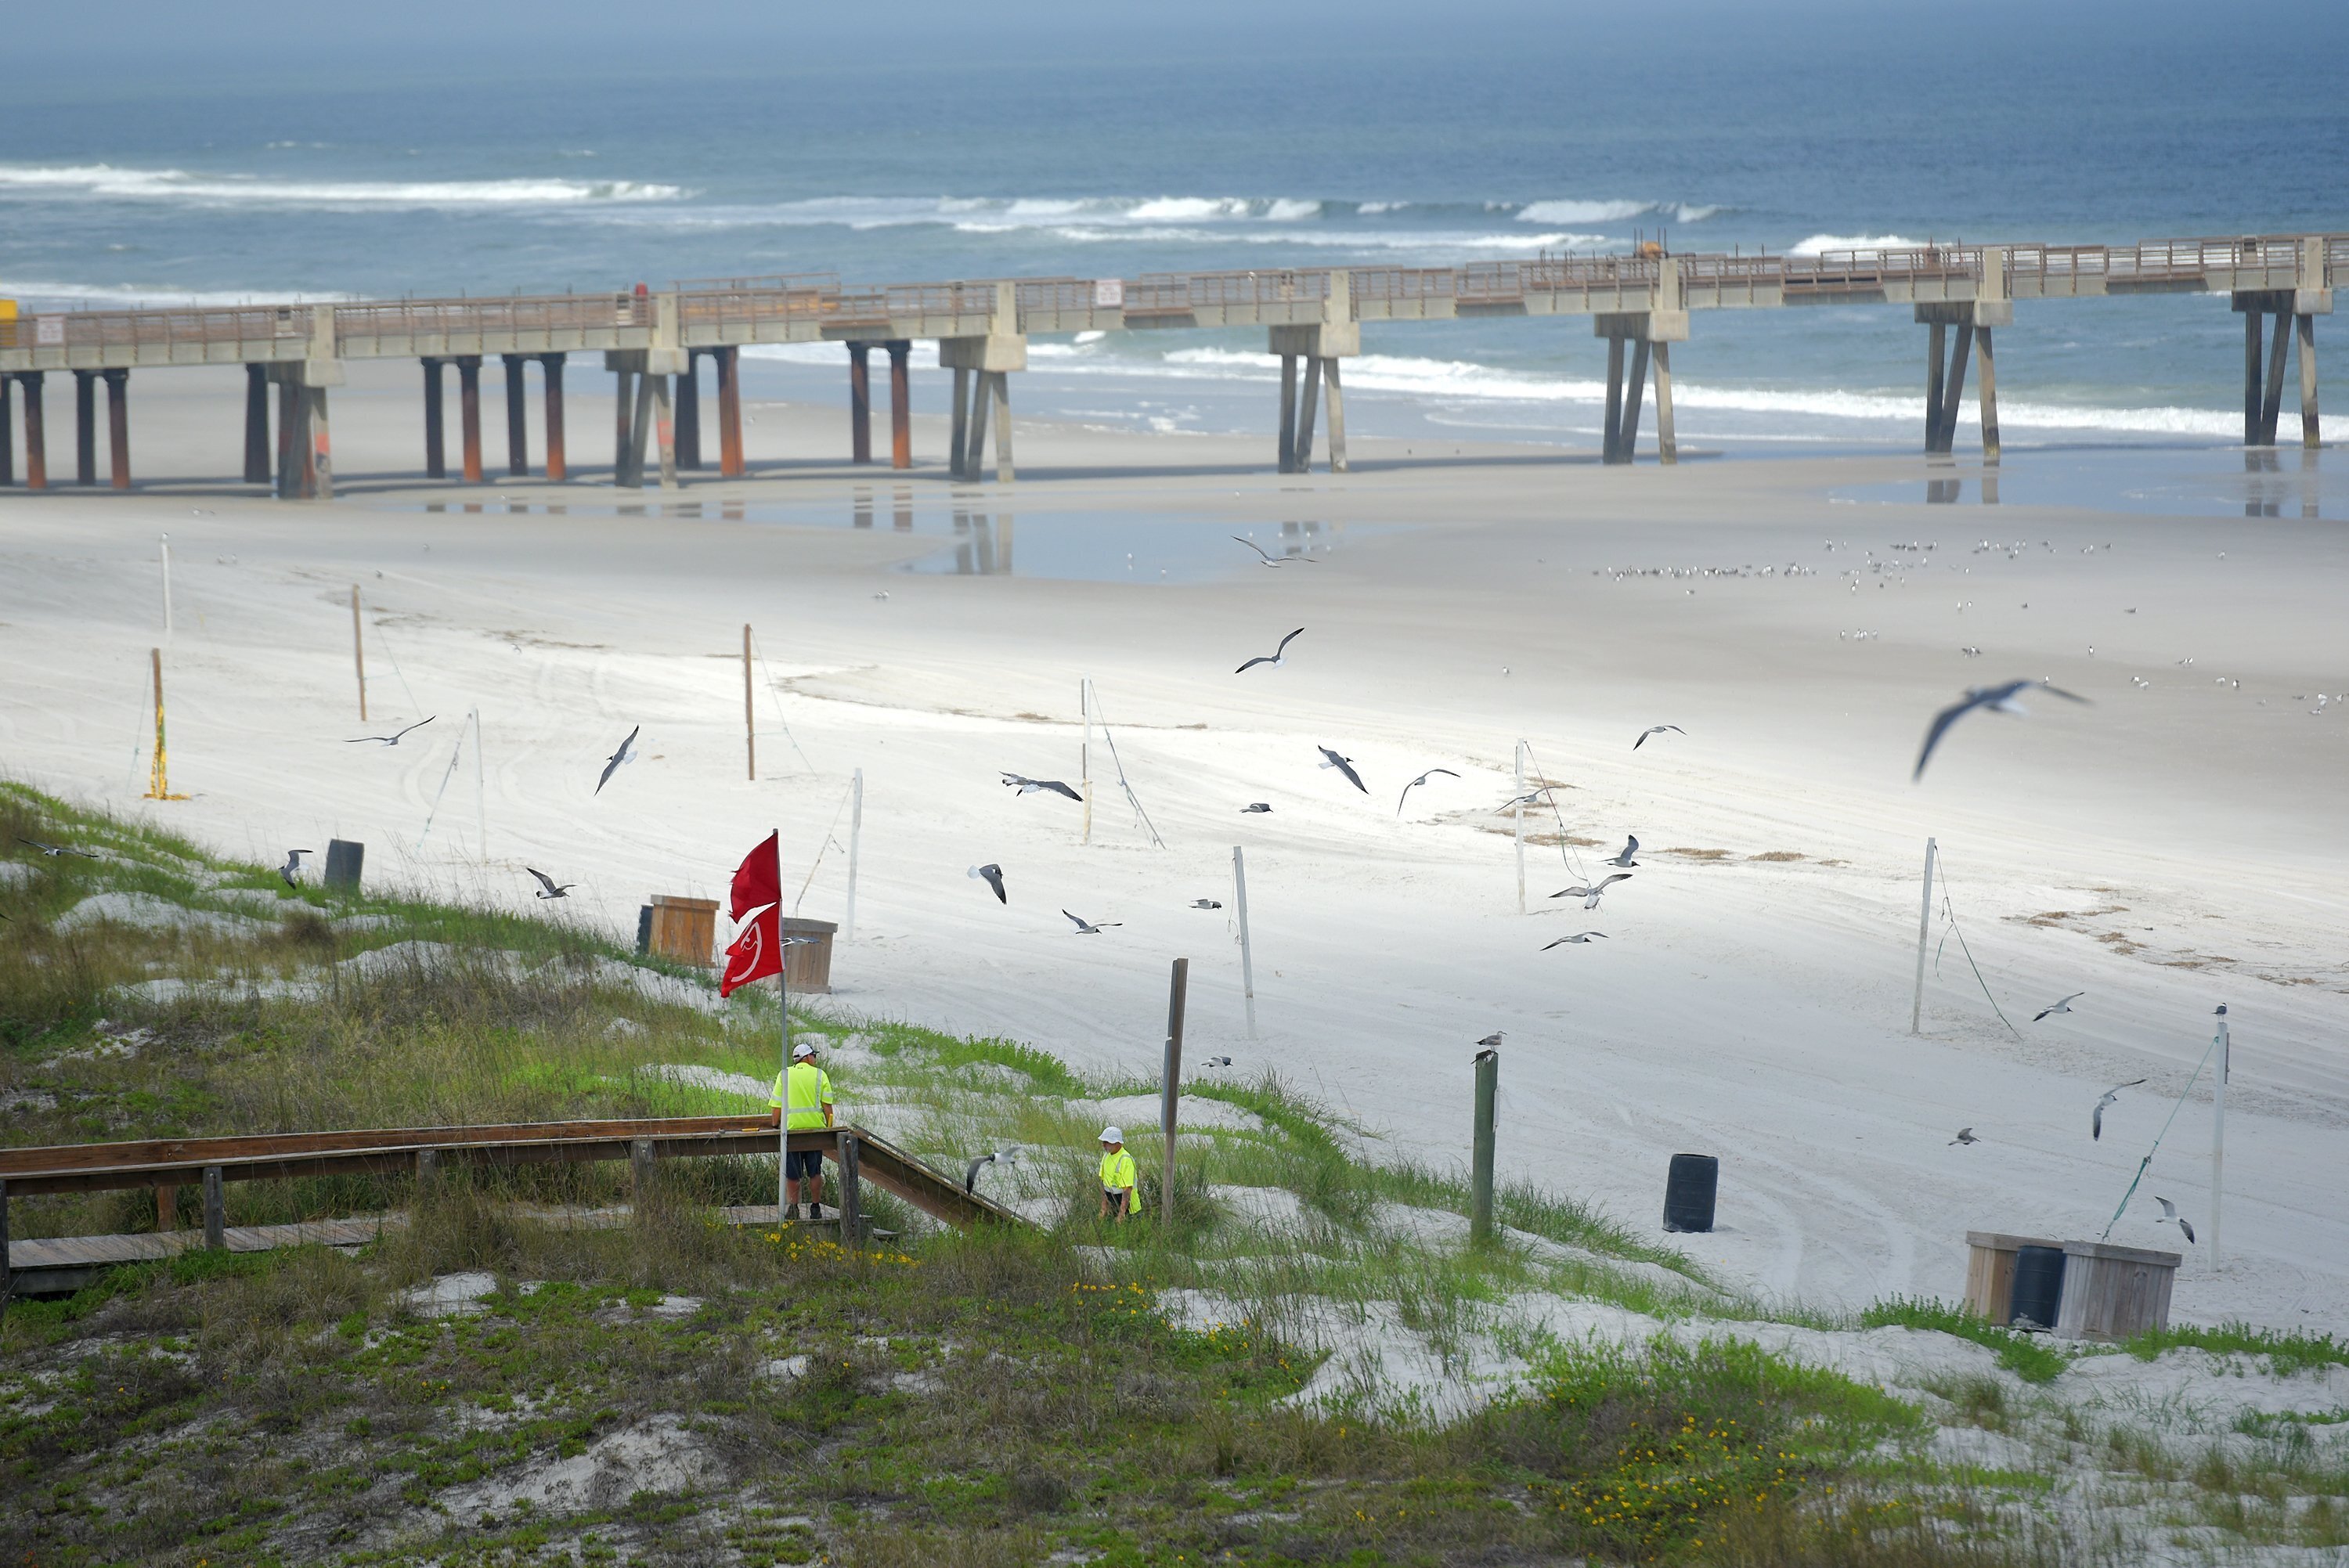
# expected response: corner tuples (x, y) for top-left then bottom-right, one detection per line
(1233, 536), (1315, 568)
(596, 726), (640, 795)
(2033, 992), (2086, 1022)
(1200, 1055), (1233, 1068)
(1001, 773), (1082, 801)
(345, 716), (435, 746)
(1634, 725), (1684, 751)
(279, 849), (316, 888)
(1542, 932), (1607, 949)
(1236, 628), (1304, 674)
(1240, 802), (1273, 814)
(1395, 768), (1460, 817)
(2153, 1196), (2196, 1245)
(526, 868), (576, 900)
(1189, 899), (1223, 910)
(1949, 1126), (1979, 1147)
(1914, 679), (2089, 780)
(2091, 1078), (2146, 1141)
(1604, 835), (1640, 868)
(969, 863), (1008, 904)
(1317, 747), (1368, 794)
(1550, 873), (1631, 910)
(1063, 910), (1121, 934)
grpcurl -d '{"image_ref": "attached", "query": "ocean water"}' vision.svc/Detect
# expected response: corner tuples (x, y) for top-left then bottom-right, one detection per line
(5, 16), (2345, 452)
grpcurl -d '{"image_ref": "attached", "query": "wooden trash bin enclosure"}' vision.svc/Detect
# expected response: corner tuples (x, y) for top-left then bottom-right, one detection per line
(1963, 1231), (2064, 1324)
(648, 896), (718, 968)
(2055, 1239), (2181, 1343)
(779, 917), (837, 993)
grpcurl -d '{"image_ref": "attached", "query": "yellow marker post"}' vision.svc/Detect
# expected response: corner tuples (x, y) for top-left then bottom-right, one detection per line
(144, 648), (187, 800)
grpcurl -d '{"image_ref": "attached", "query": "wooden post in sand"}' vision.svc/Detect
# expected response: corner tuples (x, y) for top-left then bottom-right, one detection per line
(1470, 1047), (1498, 1245)
(144, 648), (170, 800)
(1911, 838), (1937, 1035)
(350, 586), (367, 722)
(742, 624), (756, 781)
(2210, 1011), (2229, 1268)
(1160, 958), (1188, 1225)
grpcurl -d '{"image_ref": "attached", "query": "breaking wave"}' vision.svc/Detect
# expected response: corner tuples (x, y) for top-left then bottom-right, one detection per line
(0, 164), (687, 206)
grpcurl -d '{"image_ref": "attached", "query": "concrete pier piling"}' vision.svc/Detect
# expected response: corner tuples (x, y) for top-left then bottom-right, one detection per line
(74, 369), (97, 485)
(2229, 286), (2326, 448)
(456, 356), (484, 484)
(542, 353), (568, 481)
(104, 369), (129, 489)
(716, 345), (745, 479)
(942, 301), (1020, 481)
(887, 340), (911, 470)
(675, 351), (702, 470)
(244, 365), (271, 484)
(421, 359), (446, 479)
(503, 354), (529, 477)
(18, 372), (47, 490)
(848, 342), (872, 463)
(0, 374), (11, 486)
(612, 359), (637, 486)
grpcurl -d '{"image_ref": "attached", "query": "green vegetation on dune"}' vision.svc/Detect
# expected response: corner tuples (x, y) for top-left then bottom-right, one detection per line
(4, 783), (2345, 1565)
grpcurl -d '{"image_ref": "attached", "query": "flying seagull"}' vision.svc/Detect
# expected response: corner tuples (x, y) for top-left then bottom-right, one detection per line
(1949, 1126), (1979, 1147)
(965, 1149), (1019, 1195)
(1240, 802), (1273, 814)
(1550, 873), (1631, 909)
(1914, 679), (2089, 780)
(2033, 992), (2086, 1022)
(1063, 909), (1121, 934)
(1001, 773), (1082, 802)
(526, 867), (575, 900)
(2152, 1195), (2196, 1245)
(1236, 628), (1305, 674)
(1476, 1032), (1506, 1049)
(1396, 768), (1461, 817)
(1233, 535), (1315, 568)
(279, 849), (316, 888)
(1189, 899), (1223, 909)
(2091, 1078), (2147, 1141)
(967, 863), (1007, 904)
(15, 837), (98, 859)
(345, 716), (435, 746)
(1542, 932), (1607, 948)
(1604, 835), (1640, 868)
(1503, 788), (1557, 809)
(1634, 725), (1684, 751)
(596, 726), (640, 795)
(1316, 746), (1368, 795)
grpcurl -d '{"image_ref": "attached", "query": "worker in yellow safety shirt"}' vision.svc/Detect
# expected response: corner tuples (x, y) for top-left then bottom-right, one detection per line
(1097, 1126), (1140, 1224)
(768, 1040), (835, 1221)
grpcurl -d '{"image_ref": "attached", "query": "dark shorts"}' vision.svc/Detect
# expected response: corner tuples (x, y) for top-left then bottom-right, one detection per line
(785, 1149), (824, 1181)
(1104, 1188), (1135, 1214)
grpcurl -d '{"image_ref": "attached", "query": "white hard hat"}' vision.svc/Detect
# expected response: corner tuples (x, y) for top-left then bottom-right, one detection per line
(1099, 1126), (1123, 1144)
(792, 1041), (816, 1059)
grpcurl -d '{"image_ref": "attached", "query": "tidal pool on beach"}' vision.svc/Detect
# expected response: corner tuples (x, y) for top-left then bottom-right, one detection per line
(1830, 443), (2347, 520)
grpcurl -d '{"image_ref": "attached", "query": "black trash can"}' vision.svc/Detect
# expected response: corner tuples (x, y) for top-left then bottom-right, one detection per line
(1663, 1153), (1719, 1233)
(2008, 1245), (2066, 1332)
(324, 838), (364, 892)
(636, 904), (655, 956)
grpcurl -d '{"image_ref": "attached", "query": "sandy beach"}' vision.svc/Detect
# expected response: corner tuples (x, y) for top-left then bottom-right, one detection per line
(5, 355), (2344, 1331)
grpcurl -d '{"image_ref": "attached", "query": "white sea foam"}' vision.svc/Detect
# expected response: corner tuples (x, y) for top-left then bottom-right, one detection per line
(7, 279), (358, 308)
(1788, 232), (1927, 256)
(1517, 199), (1721, 225)
(0, 164), (685, 206)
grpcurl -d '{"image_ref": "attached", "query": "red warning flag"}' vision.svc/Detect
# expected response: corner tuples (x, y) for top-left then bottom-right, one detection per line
(720, 832), (782, 997)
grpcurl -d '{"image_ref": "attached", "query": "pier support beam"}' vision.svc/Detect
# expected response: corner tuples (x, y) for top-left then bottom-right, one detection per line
(949, 368), (970, 479)
(270, 367), (334, 501)
(675, 350), (702, 470)
(888, 340), (911, 470)
(542, 353), (568, 481)
(1278, 355), (1298, 472)
(716, 345), (745, 478)
(74, 369), (97, 485)
(612, 357), (638, 486)
(1596, 308), (1688, 464)
(651, 370), (677, 491)
(456, 355), (484, 484)
(104, 369), (130, 489)
(503, 353), (529, 477)
(1270, 278), (1358, 473)
(848, 342), (872, 463)
(17, 372), (46, 490)
(0, 375), (11, 486)
(421, 359), (446, 479)
(244, 365), (271, 484)
(2229, 288), (2329, 448)
(1915, 298), (2008, 462)
(940, 326), (1023, 483)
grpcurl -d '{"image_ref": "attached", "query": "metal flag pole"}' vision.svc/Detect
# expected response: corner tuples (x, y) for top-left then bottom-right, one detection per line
(2211, 1007), (2229, 1268)
(775, 827), (790, 1223)
(1514, 741), (1528, 914)
(1911, 838), (1937, 1035)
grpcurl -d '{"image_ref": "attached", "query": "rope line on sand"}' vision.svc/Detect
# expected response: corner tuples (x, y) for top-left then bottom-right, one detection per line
(1928, 850), (2022, 1040)
(1514, 740), (1589, 883)
(370, 620), (427, 719)
(2100, 1028), (2220, 1242)
(748, 632), (818, 777)
(792, 781), (855, 914)
(414, 709), (474, 853)
(1087, 682), (1164, 848)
